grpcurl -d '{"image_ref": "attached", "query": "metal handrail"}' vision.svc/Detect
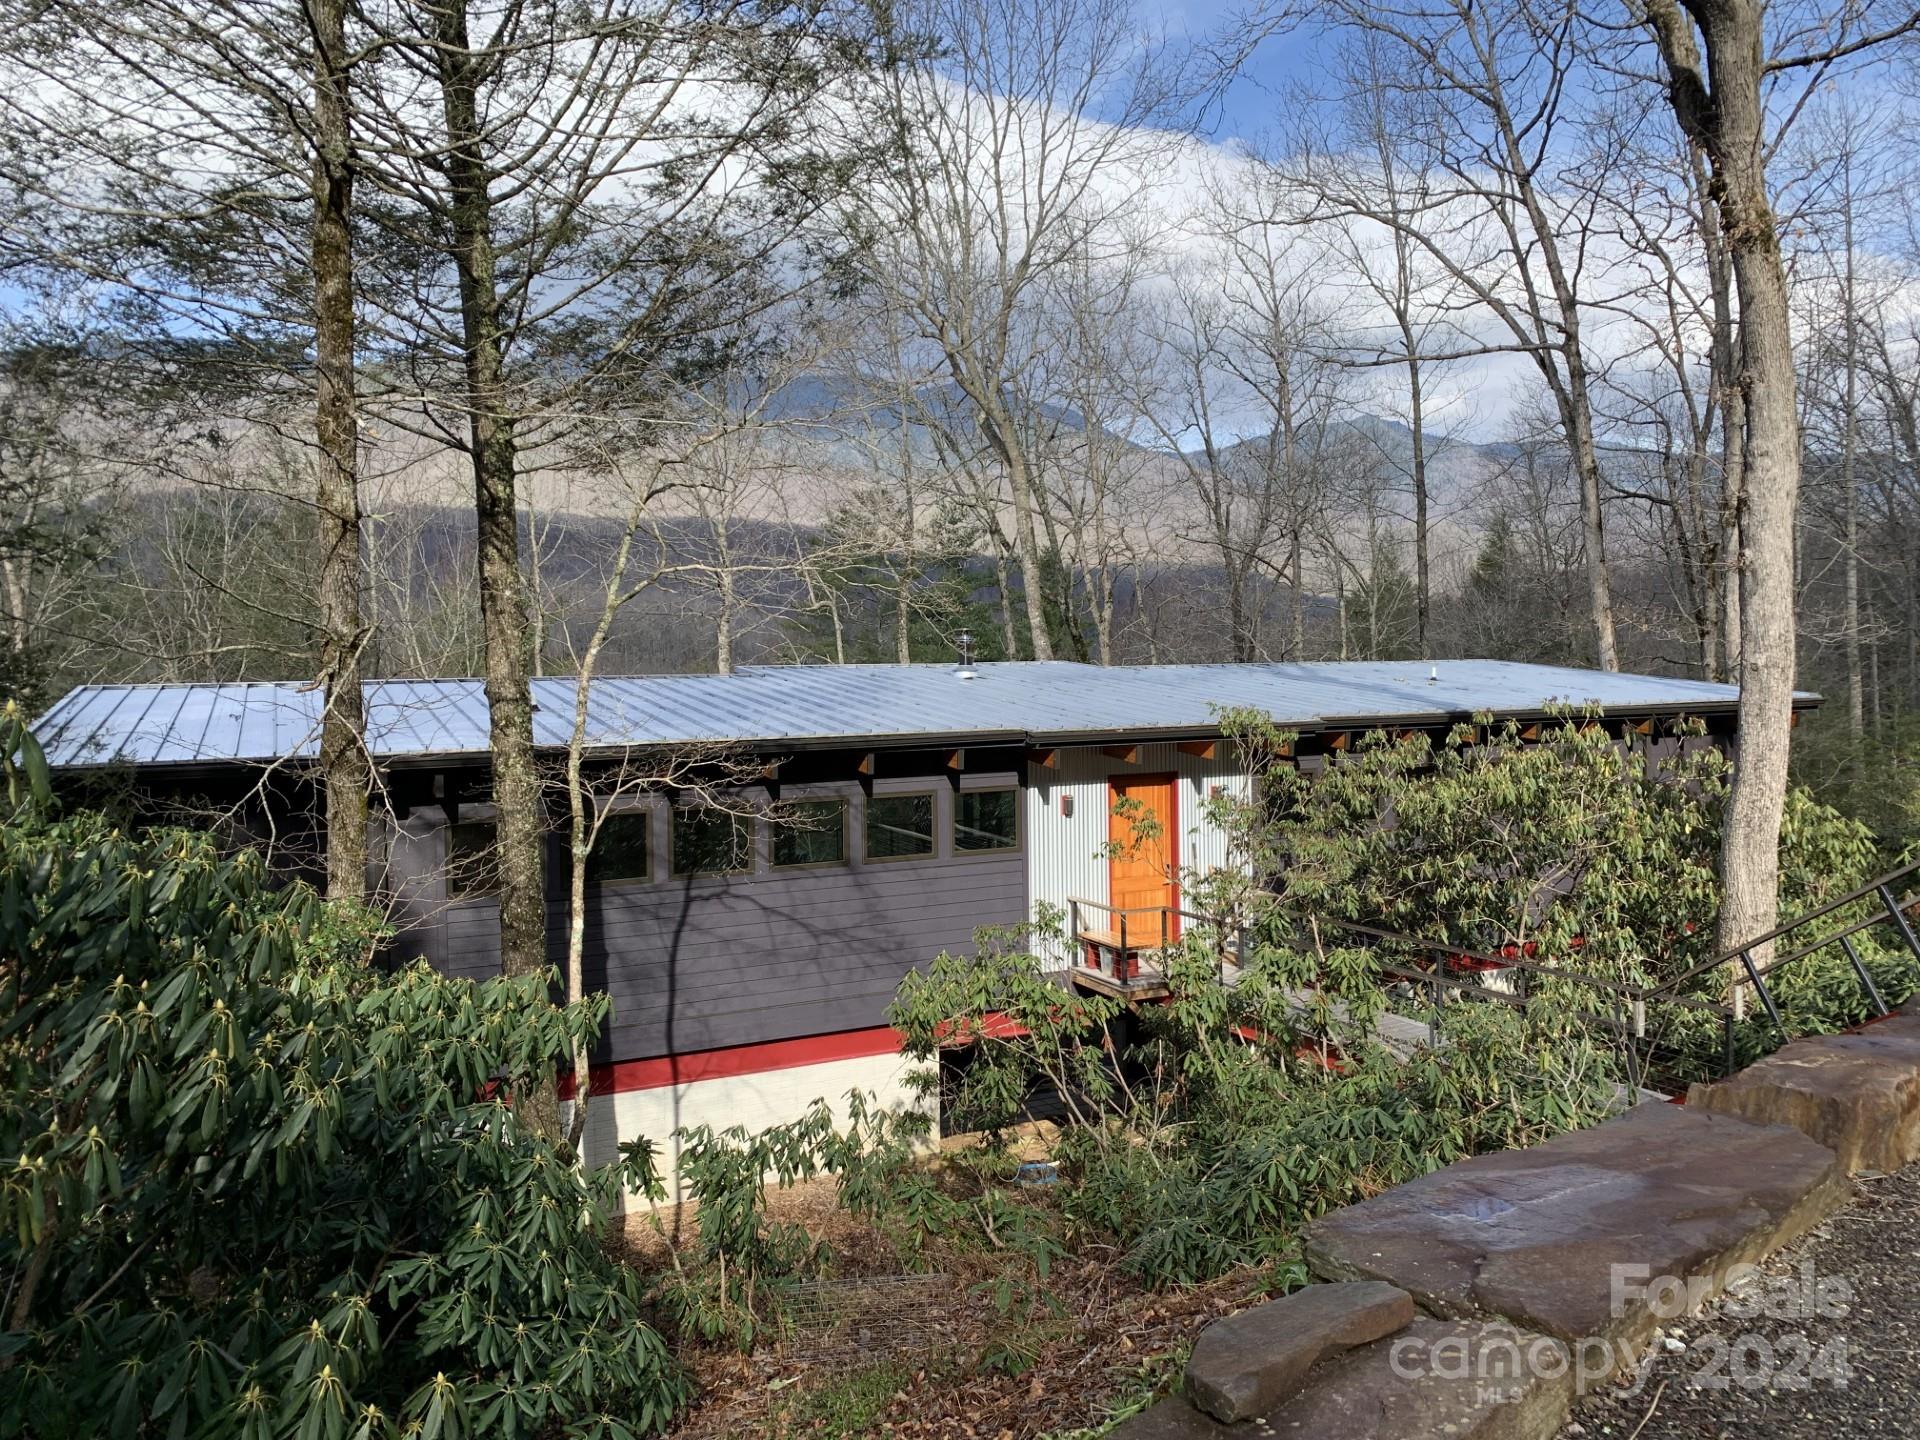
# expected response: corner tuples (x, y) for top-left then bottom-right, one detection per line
(1284, 857), (1920, 1081)
(1067, 896), (1251, 985)
(1744, 890), (1918, 985)
(1067, 895), (1219, 932)
(1640, 856), (1920, 1001)
(1070, 858), (1920, 1078)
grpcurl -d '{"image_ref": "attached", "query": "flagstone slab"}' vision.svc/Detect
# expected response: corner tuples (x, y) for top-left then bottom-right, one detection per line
(1257, 1319), (1573, 1440)
(1302, 1102), (1846, 1379)
(1107, 1319), (1573, 1440)
(1183, 1281), (1414, 1422)
(1688, 1019), (1920, 1173)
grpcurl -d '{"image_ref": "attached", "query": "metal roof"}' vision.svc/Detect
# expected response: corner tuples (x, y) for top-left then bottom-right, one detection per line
(33, 660), (1775, 771)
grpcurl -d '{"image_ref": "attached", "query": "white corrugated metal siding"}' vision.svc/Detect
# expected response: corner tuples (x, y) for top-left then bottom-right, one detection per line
(1025, 742), (1250, 968)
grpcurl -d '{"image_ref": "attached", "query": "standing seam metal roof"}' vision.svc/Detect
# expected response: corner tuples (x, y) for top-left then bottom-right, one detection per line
(31, 660), (1774, 770)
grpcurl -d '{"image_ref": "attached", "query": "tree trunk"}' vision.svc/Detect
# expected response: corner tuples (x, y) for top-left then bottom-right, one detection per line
(1720, 251), (1751, 683)
(310, 0), (368, 904)
(1841, 170), (1864, 736)
(1094, 562), (1114, 666)
(716, 520), (735, 674)
(1287, 527), (1305, 658)
(896, 486), (915, 665)
(966, 378), (1053, 661)
(991, 539), (1019, 658)
(564, 789), (593, 1154)
(1555, 372), (1620, 671)
(1036, 493), (1087, 662)
(1645, 0), (1801, 967)
(1407, 354), (1430, 654)
(435, 1), (558, 1138)
(1868, 610), (1882, 730)
(1003, 446), (1053, 661)
(561, 538), (640, 1156)
(1222, 524), (1251, 662)
(1721, 498), (1743, 677)
(1700, 139), (1746, 684)
(1675, 439), (1719, 676)
(1718, 240), (1798, 962)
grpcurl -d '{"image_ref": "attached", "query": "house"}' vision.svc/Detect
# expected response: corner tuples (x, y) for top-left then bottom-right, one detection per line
(34, 658), (1792, 1191)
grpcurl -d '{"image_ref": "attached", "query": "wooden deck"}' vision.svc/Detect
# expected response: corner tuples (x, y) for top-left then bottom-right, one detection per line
(1068, 897), (1241, 1002)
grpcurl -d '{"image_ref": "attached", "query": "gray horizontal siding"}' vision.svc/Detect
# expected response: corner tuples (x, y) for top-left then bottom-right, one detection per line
(388, 777), (1027, 1061)
(587, 852), (1020, 1057)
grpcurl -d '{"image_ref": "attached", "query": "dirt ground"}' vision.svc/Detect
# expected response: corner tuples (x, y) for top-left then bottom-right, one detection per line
(627, 1154), (1920, 1437)
(1563, 1163), (1920, 1439)
(617, 1161), (1267, 1440)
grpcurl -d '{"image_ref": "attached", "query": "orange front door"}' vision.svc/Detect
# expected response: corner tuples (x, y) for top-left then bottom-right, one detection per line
(1108, 773), (1179, 938)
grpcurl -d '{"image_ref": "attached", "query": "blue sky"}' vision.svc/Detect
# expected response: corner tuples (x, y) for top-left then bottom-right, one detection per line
(1151, 0), (1341, 142)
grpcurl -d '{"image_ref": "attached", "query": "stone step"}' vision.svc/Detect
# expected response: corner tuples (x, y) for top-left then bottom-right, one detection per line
(1183, 1281), (1414, 1422)
(1687, 1008), (1920, 1174)
(1101, 1012), (1920, 1440)
(1109, 1318), (1574, 1440)
(1302, 1101), (1847, 1384)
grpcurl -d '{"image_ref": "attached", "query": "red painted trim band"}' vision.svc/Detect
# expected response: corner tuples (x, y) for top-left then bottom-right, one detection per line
(561, 1025), (903, 1098)
(933, 1010), (1030, 1045)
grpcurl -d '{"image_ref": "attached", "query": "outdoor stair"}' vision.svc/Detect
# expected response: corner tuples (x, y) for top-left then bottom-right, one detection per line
(1108, 997), (1920, 1440)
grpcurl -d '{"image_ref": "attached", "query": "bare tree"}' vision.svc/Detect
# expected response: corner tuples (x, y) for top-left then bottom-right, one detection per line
(1139, 197), (1348, 661)
(0, 0), (373, 894)
(1581, 110), (1735, 677)
(1264, 0), (1625, 669)
(1310, 443), (1421, 660)
(551, 418), (738, 1152)
(665, 408), (828, 672)
(1793, 100), (1904, 738)
(846, 0), (1183, 660)
(825, 331), (986, 664)
(1310, 30), (1472, 653)
(1638, 0), (1920, 960)
(1031, 232), (1164, 664)
(343, 0), (878, 1055)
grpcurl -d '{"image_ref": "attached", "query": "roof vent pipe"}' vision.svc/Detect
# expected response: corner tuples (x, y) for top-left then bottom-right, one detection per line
(953, 629), (978, 680)
(1429, 665), (1438, 686)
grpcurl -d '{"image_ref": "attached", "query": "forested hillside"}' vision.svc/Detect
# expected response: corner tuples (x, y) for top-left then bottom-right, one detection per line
(3, 5), (1920, 1432)
(2, 0), (1917, 855)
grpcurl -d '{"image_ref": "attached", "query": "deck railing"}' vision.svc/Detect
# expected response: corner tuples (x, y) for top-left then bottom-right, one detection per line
(1286, 855), (1920, 1083)
(1641, 857), (1920, 1027)
(1066, 896), (1244, 985)
(1066, 856), (1920, 1085)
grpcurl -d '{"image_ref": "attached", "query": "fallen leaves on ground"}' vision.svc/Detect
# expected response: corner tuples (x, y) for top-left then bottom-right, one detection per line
(614, 1177), (1265, 1440)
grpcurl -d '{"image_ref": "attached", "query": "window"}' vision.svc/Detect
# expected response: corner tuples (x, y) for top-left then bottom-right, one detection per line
(866, 792), (936, 861)
(671, 807), (752, 876)
(587, 811), (651, 886)
(773, 799), (847, 869)
(954, 789), (1019, 853)
(445, 819), (499, 899)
